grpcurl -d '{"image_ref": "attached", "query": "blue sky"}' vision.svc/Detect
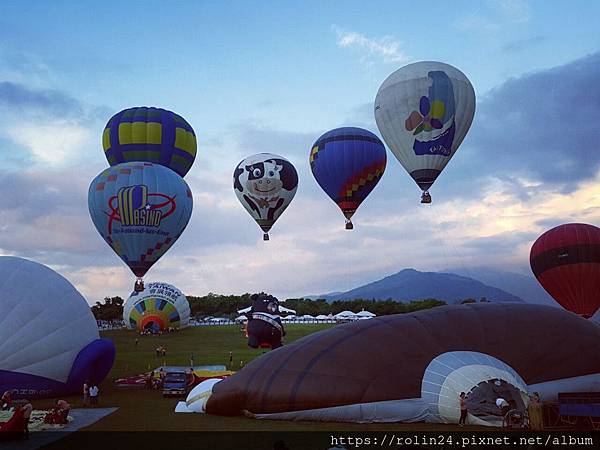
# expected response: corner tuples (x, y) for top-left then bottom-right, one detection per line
(1, 0), (599, 303)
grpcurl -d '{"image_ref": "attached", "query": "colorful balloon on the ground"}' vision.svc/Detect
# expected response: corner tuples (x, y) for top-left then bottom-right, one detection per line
(88, 162), (193, 278)
(233, 153), (298, 240)
(103, 106), (197, 178)
(0, 256), (115, 399)
(530, 223), (600, 318)
(374, 61), (475, 203)
(310, 127), (386, 229)
(123, 282), (190, 332)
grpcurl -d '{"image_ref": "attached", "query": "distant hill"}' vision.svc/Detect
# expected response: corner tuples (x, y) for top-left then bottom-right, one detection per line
(442, 267), (557, 307)
(314, 269), (524, 303)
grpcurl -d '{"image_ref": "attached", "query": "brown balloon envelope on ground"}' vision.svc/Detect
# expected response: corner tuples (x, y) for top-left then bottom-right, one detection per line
(205, 303), (600, 424)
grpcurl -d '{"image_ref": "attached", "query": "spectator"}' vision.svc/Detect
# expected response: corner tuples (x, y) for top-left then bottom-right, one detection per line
(1, 391), (12, 411)
(458, 392), (468, 426)
(528, 392), (543, 430)
(134, 338), (138, 347)
(82, 380), (90, 407)
(21, 401), (32, 440)
(55, 399), (70, 424)
(496, 397), (510, 418)
(89, 384), (99, 407)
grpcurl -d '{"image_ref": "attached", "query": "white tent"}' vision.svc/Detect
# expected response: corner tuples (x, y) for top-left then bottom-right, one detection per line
(234, 315), (248, 322)
(237, 305), (297, 315)
(334, 310), (358, 320)
(300, 314), (315, 321)
(356, 310), (376, 319)
(315, 314), (329, 321)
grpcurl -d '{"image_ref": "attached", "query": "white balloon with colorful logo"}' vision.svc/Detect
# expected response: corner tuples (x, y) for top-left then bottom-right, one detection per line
(374, 61), (475, 203)
(123, 282), (190, 331)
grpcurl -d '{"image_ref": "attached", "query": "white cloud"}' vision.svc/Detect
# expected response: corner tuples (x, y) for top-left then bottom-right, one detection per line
(332, 25), (409, 64)
(454, 0), (531, 32)
(5, 121), (94, 167)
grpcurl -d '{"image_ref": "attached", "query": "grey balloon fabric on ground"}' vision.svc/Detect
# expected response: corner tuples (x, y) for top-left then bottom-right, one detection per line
(205, 303), (600, 425)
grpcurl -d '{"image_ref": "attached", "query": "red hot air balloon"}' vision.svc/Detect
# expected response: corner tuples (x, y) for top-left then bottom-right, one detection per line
(530, 223), (600, 318)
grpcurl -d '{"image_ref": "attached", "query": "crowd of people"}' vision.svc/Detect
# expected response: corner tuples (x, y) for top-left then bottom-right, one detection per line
(0, 391), (72, 440)
(457, 391), (543, 429)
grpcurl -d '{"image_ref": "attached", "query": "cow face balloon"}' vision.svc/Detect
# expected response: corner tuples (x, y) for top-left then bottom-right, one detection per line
(233, 153), (298, 240)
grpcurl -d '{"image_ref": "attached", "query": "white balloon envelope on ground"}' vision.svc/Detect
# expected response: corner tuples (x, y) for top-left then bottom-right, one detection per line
(374, 61), (475, 202)
(123, 281), (190, 331)
(0, 256), (115, 399)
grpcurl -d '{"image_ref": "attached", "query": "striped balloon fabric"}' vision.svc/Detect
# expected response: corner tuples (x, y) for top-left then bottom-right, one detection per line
(103, 106), (197, 178)
(530, 223), (600, 318)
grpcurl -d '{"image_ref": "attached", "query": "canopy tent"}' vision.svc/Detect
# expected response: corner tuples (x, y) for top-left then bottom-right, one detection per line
(334, 310), (357, 320)
(237, 305), (297, 315)
(356, 310), (376, 318)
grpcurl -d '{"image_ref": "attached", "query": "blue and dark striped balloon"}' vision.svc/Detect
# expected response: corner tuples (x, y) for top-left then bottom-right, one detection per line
(310, 127), (386, 226)
(103, 106), (197, 178)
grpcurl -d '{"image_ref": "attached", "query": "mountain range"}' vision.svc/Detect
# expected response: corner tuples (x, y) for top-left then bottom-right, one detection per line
(310, 268), (556, 305)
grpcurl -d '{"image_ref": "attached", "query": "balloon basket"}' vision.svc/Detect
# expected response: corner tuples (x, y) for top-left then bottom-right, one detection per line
(345, 221), (354, 230)
(421, 192), (432, 204)
(263, 233), (270, 241)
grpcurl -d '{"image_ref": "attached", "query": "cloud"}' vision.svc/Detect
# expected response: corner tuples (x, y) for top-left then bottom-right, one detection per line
(332, 25), (409, 65)
(501, 35), (546, 52)
(0, 81), (109, 168)
(454, 0), (531, 32)
(464, 52), (600, 190)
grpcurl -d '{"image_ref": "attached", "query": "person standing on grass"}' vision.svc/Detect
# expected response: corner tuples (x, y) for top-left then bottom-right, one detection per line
(89, 384), (99, 407)
(458, 392), (468, 426)
(21, 401), (32, 440)
(82, 380), (90, 407)
(1, 390), (12, 411)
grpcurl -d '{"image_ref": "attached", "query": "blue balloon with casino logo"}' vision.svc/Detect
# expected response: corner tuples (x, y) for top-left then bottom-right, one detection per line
(88, 162), (193, 278)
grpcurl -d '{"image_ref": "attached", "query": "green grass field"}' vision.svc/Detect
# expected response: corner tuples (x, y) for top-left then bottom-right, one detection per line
(41, 324), (483, 433)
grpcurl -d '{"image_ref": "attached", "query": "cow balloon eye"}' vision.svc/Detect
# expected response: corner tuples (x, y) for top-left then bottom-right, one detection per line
(268, 171), (274, 177)
(253, 168), (261, 177)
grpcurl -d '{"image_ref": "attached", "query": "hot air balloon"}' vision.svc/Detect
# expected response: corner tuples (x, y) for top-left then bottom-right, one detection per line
(102, 107), (197, 178)
(244, 293), (285, 349)
(530, 223), (600, 318)
(374, 61), (475, 203)
(0, 257), (115, 399)
(88, 162), (193, 287)
(310, 127), (386, 229)
(233, 153), (298, 240)
(204, 304), (600, 425)
(123, 282), (191, 332)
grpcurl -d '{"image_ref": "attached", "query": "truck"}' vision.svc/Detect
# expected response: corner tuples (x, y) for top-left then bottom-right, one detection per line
(162, 371), (188, 397)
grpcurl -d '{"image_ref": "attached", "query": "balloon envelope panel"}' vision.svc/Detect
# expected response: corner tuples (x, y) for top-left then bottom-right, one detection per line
(0, 256), (115, 398)
(88, 162), (193, 277)
(123, 281), (190, 331)
(530, 223), (600, 318)
(375, 61), (475, 192)
(310, 127), (386, 219)
(233, 153), (298, 234)
(103, 106), (197, 178)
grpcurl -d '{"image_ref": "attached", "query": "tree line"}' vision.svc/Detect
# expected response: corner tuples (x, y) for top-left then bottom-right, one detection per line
(90, 292), (455, 320)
